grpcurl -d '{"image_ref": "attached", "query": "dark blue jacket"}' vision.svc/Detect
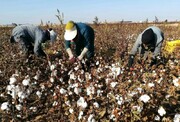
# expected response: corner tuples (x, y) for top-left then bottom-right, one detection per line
(65, 23), (94, 52)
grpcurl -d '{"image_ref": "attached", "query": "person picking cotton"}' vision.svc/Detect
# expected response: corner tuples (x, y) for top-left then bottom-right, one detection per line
(64, 21), (95, 64)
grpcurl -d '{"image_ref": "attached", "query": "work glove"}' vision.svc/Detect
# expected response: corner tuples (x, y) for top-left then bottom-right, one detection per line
(10, 36), (15, 43)
(150, 57), (157, 66)
(128, 54), (134, 68)
(69, 56), (76, 64)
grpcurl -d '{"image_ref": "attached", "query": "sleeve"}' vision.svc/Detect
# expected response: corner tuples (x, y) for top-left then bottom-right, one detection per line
(130, 34), (141, 55)
(34, 41), (46, 57)
(83, 29), (92, 49)
(153, 33), (164, 58)
(128, 34), (141, 67)
(34, 32), (46, 57)
(65, 40), (71, 49)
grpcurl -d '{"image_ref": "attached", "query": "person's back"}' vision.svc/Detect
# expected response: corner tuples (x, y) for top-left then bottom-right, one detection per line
(128, 26), (164, 68)
(12, 24), (45, 43)
(10, 24), (57, 58)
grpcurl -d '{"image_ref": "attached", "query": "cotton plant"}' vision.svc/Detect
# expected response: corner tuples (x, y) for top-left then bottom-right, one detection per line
(1, 102), (10, 111)
(5, 74), (33, 108)
(87, 114), (95, 122)
(139, 94), (150, 103)
(173, 114), (180, 122)
(86, 83), (95, 96)
(78, 111), (84, 120)
(77, 96), (88, 109)
(172, 77), (180, 87)
(110, 63), (121, 78)
(158, 106), (166, 116)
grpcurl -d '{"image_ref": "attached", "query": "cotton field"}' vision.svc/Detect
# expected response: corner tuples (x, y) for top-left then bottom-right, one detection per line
(0, 23), (180, 121)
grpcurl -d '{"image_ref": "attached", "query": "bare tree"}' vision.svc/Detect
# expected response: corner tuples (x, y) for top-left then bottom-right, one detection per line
(93, 16), (99, 25)
(56, 9), (64, 25)
(154, 16), (158, 23)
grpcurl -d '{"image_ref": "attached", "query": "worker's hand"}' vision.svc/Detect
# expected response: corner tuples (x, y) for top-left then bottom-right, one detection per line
(150, 57), (157, 66)
(77, 55), (83, 61)
(128, 54), (134, 67)
(69, 56), (76, 64)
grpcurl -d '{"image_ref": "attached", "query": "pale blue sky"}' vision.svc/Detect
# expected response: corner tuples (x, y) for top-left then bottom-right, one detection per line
(1, 0), (180, 25)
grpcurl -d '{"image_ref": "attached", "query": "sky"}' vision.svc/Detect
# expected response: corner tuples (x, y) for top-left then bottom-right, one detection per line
(1, 0), (180, 25)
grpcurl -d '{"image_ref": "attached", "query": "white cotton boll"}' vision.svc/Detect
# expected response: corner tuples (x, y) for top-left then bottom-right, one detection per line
(128, 91), (138, 97)
(73, 83), (79, 88)
(97, 89), (103, 96)
(70, 73), (76, 80)
(15, 104), (22, 111)
(110, 114), (116, 121)
(26, 89), (32, 96)
(22, 79), (30, 86)
(51, 70), (57, 77)
(78, 111), (83, 120)
(65, 100), (71, 106)
(17, 114), (22, 118)
(36, 91), (42, 98)
(6, 84), (15, 91)
(50, 77), (54, 83)
(68, 91), (73, 95)
(30, 107), (37, 112)
(9, 77), (17, 84)
(78, 75), (84, 83)
(50, 64), (56, 71)
(74, 66), (79, 71)
(115, 95), (124, 105)
(60, 88), (67, 94)
(77, 97), (88, 109)
(74, 87), (82, 95)
(165, 95), (170, 100)
(140, 69), (143, 72)
(110, 82), (118, 88)
(139, 94), (150, 103)
(18, 91), (26, 100)
(80, 70), (85, 74)
(154, 115), (160, 121)
(157, 77), (163, 84)
(96, 61), (99, 65)
(88, 114), (95, 122)
(93, 102), (99, 108)
(148, 83), (155, 87)
(59, 78), (63, 82)
(7, 85), (17, 99)
(137, 87), (143, 93)
(69, 108), (74, 113)
(86, 85), (95, 96)
(18, 98), (23, 103)
(52, 101), (58, 106)
(158, 106), (166, 116)
(173, 78), (179, 87)
(105, 78), (110, 84)
(132, 105), (143, 113)
(98, 84), (103, 88)
(1, 102), (10, 111)
(173, 114), (180, 122)
(40, 84), (45, 90)
(85, 72), (92, 80)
